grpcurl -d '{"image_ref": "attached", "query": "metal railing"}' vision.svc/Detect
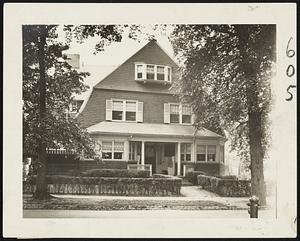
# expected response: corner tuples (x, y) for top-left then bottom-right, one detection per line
(127, 164), (152, 176)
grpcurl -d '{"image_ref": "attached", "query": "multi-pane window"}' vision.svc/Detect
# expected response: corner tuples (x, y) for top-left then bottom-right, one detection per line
(129, 142), (141, 162)
(111, 100), (137, 122)
(102, 141), (124, 160)
(182, 105), (192, 124)
(170, 104), (180, 123)
(136, 64), (144, 79)
(112, 100), (123, 120)
(196, 145), (217, 162)
(135, 64), (171, 82)
(181, 143), (191, 162)
(157, 66), (165, 80)
(102, 141), (113, 159)
(146, 65), (155, 79)
(207, 145), (216, 162)
(125, 101), (136, 121)
(196, 145), (206, 162)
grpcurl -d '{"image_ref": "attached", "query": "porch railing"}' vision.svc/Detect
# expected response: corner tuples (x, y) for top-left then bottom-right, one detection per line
(128, 164), (152, 176)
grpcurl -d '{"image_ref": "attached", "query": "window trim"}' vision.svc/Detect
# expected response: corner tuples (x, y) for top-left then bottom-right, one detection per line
(111, 99), (138, 122)
(168, 103), (192, 125)
(180, 143), (192, 162)
(134, 63), (172, 82)
(196, 144), (218, 163)
(101, 140), (125, 160)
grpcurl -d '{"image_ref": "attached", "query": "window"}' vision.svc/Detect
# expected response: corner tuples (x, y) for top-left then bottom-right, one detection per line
(170, 104), (180, 123)
(207, 145), (216, 162)
(112, 100), (123, 120)
(181, 143), (191, 162)
(197, 145), (206, 162)
(196, 145), (217, 162)
(102, 141), (112, 159)
(146, 65), (155, 79)
(157, 66), (165, 80)
(111, 100), (138, 122)
(129, 142), (141, 161)
(182, 105), (192, 124)
(220, 145), (224, 163)
(102, 141), (124, 160)
(135, 63), (171, 82)
(126, 101), (136, 121)
(166, 103), (192, 124)
(136, 64), (143, 79)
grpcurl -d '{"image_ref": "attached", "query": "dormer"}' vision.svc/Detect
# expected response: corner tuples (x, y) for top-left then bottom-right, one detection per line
(134, 62), (172, 85)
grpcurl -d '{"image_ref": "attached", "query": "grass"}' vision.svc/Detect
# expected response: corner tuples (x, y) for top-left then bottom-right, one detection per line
(23, 195), (247, 211)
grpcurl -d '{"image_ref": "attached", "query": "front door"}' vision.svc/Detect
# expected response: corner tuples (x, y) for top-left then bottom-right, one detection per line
(145, 144), (156, 173)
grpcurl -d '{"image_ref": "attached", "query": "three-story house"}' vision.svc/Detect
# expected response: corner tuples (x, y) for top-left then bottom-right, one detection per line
(77, 39), (226, 176)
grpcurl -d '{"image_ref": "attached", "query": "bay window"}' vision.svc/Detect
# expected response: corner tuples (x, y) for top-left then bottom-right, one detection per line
(135, 63), (171, 82)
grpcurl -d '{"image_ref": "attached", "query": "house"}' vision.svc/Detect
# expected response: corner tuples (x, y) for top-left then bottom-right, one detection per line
(76, 39), (227, 177)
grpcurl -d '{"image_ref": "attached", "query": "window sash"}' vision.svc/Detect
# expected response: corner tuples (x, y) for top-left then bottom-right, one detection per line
(102, 141), (124, 160)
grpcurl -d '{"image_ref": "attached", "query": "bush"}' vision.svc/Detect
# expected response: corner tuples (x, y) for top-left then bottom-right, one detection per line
(80, 169), (150, 178)
(25, 175), (182, 196)
(197, 174), (251, 197)
(218, 175), (238, 180)
(186, 171), (206, 185)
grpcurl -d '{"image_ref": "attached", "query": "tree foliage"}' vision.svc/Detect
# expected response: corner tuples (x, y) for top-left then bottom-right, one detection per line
(170, 24), (276, 204)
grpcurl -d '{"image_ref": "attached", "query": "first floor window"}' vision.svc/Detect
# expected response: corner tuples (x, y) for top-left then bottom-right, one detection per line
(112, 100), (123, 120)
(207, 145), (216, 162)
(181, 143), (191, 161)
(102, 141), (124, 160)
(220, 145), (224, 163)
(113, 142), (124, 159)
(129, 142), (141, 161)
(102, 141), (112, 159)
(170, 104), (180, 123)
(197, 145), (206, 162)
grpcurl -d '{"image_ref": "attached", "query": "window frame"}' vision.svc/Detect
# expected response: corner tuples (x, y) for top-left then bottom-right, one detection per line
(168, 103), (192, 125)
(134, 63), (172, 82)
(180, 143), (192, 162)
(111, 99), (138, 122)
(101, 140), (125, 160)
(196, 144), (218, 163)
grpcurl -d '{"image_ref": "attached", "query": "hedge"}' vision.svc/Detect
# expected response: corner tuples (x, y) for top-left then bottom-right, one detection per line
(197, 175), (251, 197)
(185, 171), (206, 185)
(80, 169), (150, 178)
(24, 175), (182, 196)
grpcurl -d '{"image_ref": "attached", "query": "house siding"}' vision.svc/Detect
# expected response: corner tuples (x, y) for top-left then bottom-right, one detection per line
(77, 89), (180, 128)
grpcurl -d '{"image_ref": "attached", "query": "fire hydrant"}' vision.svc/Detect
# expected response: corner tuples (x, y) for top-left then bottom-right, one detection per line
(247, 195), (259, 218)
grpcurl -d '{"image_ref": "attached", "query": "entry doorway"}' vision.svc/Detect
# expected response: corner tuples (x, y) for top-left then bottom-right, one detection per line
(145, 143), (156, 173)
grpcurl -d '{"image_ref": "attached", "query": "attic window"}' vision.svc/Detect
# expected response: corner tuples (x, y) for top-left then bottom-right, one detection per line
(135, 63), (171, 82)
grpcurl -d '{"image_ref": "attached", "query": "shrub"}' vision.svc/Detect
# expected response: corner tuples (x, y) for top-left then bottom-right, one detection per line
(186, 171), (206, 185)
(218, 175), (238, 180)
(197, 174), (251, 197)
(25, 175), (182, 196)
(80, 169), (150, 178)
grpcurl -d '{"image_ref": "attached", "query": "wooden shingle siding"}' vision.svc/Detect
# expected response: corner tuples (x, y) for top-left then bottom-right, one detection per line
(77, 89), (179, 128)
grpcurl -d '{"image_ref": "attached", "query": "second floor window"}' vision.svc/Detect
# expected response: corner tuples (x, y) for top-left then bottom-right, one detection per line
(165, 103), (193, 124)
(106, 99), (143, 122)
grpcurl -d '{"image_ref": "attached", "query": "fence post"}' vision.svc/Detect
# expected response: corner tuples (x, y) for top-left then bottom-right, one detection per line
(247, 195), (259, 218)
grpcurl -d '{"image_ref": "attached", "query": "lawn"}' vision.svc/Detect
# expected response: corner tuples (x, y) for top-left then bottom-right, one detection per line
(23, 195), (247, 211)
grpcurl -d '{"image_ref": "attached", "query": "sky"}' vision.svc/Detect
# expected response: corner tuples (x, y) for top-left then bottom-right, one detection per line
(58, 25), (175, 100)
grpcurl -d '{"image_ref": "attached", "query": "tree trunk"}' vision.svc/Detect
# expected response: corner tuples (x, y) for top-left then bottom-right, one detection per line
(235, 25), (267, 206)
(34, 26), (50, 200)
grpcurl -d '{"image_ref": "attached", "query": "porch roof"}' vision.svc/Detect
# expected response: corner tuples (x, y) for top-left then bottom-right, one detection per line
(87, 121), (224, 139)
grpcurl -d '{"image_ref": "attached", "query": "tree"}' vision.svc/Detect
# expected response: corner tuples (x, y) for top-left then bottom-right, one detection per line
(23, 25), (124, 199)
(170, 24), (276, 205)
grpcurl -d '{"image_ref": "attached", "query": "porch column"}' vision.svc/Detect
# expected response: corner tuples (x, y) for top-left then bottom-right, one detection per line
(177, 142), (181, 176)
(141, 141), (145, 165)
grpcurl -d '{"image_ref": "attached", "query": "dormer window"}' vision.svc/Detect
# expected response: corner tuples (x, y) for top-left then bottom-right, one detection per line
(135, 63), (172, 83)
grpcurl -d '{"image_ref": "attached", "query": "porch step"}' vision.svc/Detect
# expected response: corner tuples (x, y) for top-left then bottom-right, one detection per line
(181, 179), (194, 186)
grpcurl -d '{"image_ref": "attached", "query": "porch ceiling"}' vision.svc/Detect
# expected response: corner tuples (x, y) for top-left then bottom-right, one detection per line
(87, 121), (223, 139)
